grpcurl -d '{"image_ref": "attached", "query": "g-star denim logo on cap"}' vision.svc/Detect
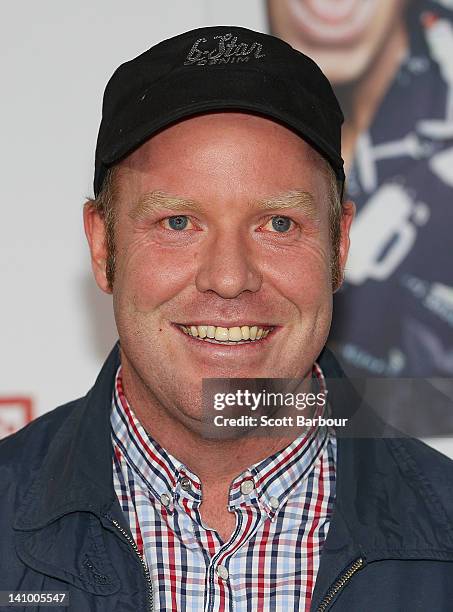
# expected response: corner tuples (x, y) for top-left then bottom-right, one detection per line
(184, 33), (266, 66)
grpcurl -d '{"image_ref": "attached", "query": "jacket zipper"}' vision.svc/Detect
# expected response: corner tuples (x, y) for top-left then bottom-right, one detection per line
(105, 515), (154, 612)
(316, 557), (364, 612)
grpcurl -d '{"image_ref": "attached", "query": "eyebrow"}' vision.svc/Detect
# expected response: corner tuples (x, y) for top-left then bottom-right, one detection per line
(255, 190), (318, 220)
(129, 191), (199, 222)
(129, 189), (318, 222)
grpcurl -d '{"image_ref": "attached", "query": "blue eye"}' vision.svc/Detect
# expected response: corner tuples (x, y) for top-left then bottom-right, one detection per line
(270, 216), (292, 232)
(167, 215), (189, 230)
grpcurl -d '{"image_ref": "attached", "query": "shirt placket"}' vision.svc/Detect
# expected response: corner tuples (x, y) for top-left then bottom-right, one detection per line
(175, 467), (266, 612)
(204, 500), (265, 612)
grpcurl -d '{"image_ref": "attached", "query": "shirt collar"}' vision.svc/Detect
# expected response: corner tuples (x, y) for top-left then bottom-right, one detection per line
(111, 367), (184, 511)
(228, 362), (331, 518)
(111, 361), (333, 518)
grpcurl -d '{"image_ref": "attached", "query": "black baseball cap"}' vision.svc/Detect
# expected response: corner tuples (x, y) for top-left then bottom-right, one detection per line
(94, 25), (345, 197)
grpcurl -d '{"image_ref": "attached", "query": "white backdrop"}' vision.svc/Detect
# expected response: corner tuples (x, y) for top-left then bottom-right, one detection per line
(1, 0), (450, 457)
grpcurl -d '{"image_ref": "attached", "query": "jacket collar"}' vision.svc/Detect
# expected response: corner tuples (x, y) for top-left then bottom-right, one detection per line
(14, 343), (121, 530)
(318, 347), (453, 560)
(14, 342), (453, 561)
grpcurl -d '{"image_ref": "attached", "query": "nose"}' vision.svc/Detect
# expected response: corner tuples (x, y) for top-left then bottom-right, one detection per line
(195, 227), (263, 298)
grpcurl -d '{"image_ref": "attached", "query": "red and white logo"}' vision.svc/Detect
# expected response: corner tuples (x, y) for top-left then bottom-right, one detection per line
(0, 397), (33, 439)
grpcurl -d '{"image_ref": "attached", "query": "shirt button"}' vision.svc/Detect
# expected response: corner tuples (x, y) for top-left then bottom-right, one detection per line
(216, 564), (229, 580)
(240, 479), (255, 495)
(269, 496), (279, 510)
(160, 493), (171, 507)
(180, 477), (192, 491)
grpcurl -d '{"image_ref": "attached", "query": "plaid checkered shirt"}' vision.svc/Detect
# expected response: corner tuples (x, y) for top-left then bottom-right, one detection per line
(111, 363), (337, 611)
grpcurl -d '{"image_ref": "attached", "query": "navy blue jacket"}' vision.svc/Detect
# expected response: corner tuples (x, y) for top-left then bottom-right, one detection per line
(2, 343), (453, 611)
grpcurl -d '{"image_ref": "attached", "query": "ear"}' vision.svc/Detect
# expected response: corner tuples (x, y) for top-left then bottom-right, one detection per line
(83, 201), (112, 294)
(334, 199), (355, 293)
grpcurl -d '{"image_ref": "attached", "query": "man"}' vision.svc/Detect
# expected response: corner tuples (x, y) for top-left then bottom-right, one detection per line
(1, 26), (453, 612)
(268, 0), (453, 384)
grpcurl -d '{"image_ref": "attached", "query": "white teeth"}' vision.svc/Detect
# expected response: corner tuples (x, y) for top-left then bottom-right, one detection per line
(179, 323), (272, 343)
(241, 325), (250, 340)
(228, 327), (243, 341)
(215, 327), (229, 341)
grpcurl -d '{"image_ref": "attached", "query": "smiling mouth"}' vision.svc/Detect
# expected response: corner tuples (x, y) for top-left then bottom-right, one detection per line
(175, 323), (275, 344)
(288, 0), (376, 45)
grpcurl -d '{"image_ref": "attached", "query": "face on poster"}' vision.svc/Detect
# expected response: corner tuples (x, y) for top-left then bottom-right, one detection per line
(267, 0), (409, 85)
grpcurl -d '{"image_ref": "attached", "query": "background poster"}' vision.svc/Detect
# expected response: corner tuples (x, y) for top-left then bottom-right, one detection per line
(268, 0), (453, 446)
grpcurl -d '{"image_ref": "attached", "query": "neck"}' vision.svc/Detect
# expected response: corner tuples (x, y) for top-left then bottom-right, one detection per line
(339, 21), (408, 170)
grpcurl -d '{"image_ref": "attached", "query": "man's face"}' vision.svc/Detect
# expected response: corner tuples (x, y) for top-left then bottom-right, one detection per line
(267, 0), (408, 84)
(85, 113), (353, 428)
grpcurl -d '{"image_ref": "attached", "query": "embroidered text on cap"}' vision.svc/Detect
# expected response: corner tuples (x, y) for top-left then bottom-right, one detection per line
(184, 33), (266, 66)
